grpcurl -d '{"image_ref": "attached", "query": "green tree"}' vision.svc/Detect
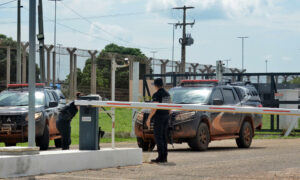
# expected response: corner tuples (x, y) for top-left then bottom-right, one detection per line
(77, 43), (147, 89)
(0, 34), (40, 86)
(288, 77), (300, 84)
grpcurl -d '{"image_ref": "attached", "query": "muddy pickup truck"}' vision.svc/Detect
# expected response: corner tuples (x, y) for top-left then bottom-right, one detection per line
(0, 84), (64, 150)
(135, 80), (263, 151)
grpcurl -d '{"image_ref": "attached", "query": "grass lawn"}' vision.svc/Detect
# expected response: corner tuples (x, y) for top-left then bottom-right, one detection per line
(0, 108), (136, 147)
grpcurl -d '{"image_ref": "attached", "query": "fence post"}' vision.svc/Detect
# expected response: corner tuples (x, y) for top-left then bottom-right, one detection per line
(52, 51), (56, 86)
(21, 42), (29, 83)
(44, 45), (54, 86)
(88, 50), (98, 94)
(191, 63), (199, 80)
(67, 48), (77, 100)
(74, 54), (77, 98)
(160, 60), (169, 83)
(6, 47), (10, 86)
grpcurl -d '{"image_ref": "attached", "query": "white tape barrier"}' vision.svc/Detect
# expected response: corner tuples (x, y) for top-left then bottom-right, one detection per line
(75, 100), (300, 116)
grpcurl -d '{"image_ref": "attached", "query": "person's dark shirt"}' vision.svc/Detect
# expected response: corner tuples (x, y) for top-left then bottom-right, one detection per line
(58, 101), (78, 122)
(152, 88), (170, 116)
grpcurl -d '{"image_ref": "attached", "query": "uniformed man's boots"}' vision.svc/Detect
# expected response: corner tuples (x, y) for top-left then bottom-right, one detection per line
(151, 153), (165, 163)
(163, 153), (168, 162)
(151, 153), (167, 163)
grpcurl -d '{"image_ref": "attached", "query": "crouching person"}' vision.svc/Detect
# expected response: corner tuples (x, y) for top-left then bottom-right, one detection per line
(56, 93), (80, 150)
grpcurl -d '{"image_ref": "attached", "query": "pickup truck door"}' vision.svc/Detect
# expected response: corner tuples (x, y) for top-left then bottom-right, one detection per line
(210, 88), (227, 135)
(45, 91), (60, 135)
(210, 88), (241, 135)
(220, 87), (241, 134)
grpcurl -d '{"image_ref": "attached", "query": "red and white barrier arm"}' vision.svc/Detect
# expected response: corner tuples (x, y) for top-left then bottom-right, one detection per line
(75, 100), (300, 116)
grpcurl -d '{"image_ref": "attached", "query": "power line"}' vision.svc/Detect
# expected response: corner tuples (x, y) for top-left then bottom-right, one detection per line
(0, 6), (16, 8)
(56, 9), (166, 21)
(0, 0), (17, 7)
(20, 6), (169, 51)
(60, 1), (165, 50)
(22, 6), (113, 43)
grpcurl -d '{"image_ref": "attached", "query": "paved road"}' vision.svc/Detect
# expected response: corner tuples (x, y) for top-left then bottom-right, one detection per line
(20, 138), (300, 180)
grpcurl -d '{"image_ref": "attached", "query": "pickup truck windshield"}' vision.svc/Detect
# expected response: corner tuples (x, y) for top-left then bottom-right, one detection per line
(0, 91), (44, 106)
(169, 87), (212, 104)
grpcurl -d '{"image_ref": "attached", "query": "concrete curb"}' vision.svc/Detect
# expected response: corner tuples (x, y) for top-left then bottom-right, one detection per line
(0, 148), (142, 178)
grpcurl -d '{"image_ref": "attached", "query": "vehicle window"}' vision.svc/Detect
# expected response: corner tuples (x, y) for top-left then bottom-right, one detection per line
(211, 89), (223, 101)
(48, 91), (55, 102)
(45, 91), (50, 105)
(169, 87), (212, 104)
(55, 90), (65, 99)
(0, 91), (44, 106)
(223, 89), (236, 105)
(51, 91), (59, 102)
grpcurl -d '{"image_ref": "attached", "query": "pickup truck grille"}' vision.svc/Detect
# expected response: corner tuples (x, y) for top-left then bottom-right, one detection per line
(0, 115), (25, 124)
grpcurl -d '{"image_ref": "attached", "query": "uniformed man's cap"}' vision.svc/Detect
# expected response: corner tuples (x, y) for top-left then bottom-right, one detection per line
(154, 78), (163, 87)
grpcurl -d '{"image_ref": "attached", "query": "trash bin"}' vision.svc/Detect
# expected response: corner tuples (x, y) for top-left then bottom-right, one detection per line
(78, 95), (101, 150)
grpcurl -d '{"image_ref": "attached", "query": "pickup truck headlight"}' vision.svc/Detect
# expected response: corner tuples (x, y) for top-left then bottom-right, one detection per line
(175, 112), (196, 121)
(26, 112), (42, 121)
(136, 113), (144, 121)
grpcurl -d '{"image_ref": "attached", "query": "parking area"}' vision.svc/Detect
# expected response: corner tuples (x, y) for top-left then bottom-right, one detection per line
(15, 138), (300, 180)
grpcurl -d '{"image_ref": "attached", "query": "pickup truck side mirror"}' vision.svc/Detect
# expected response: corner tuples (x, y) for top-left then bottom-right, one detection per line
(49, 101), (58, 108)
(213, 99), (224, 105)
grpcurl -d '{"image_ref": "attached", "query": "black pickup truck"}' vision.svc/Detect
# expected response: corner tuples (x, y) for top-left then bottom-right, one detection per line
(0, 84), (64, 150)
(135, 80), (263, 151)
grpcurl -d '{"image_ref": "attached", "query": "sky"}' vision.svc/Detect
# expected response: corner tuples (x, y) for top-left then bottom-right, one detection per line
(1, 0), (300, 79)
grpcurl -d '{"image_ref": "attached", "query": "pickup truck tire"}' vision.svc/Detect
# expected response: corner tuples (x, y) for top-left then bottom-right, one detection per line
(5, 142), (16, 146)
(236, 121), (253, 148)
(137, 137), (155, 151)
(188, 122), (210, 151)
(36, 124), (49, 150)
(54, 138), (62, 148)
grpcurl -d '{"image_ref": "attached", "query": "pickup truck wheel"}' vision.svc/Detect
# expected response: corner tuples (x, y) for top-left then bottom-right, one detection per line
(5, 143), (16, 146)
(36, 125), (49, 150)
(236, 121), (253, 148)
(54, 138), (62, 148)
(137, 137), (155, 151)
(188, 122), (210, 151)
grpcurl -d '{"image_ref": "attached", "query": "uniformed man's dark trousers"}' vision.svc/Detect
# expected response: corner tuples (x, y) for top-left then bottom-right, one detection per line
(56, 119), (71, 150)
(154, 114), (169, 159)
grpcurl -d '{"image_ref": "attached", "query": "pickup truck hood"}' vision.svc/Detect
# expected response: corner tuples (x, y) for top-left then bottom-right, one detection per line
(0, 106), (44, 115)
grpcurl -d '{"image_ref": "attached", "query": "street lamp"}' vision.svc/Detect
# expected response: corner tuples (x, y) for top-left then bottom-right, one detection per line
(223, 59), (231, 72)
(49, 0), (62, 82)
(168, 23), (176, 73)
(237, 36), (248, 71)
(57, 43), (62, 81)
(265, 59), (269, 73)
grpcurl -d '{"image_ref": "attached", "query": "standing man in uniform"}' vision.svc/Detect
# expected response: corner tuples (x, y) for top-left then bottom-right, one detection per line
(56, 93), (80, 150)
(146, 78), (170, 163)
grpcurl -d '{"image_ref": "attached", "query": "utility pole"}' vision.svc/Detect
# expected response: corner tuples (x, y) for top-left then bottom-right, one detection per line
(237, 36), (248, 71)
(150, 51), (157, 74)
(38, 0), (45, 83)
(28, 0), (36, 147)
(168, 23), (176, 73)
(16, 0), (22, 84)
(173, 6), (195, 74)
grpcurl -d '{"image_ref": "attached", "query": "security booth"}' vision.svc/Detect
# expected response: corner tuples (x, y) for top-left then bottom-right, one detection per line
(78, 95), (101, 150)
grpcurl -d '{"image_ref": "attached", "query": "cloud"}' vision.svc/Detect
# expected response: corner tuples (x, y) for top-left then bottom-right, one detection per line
(146, 0), (281, 20)
(89, 22), (132, 45)
(281, 56), (292, 62)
